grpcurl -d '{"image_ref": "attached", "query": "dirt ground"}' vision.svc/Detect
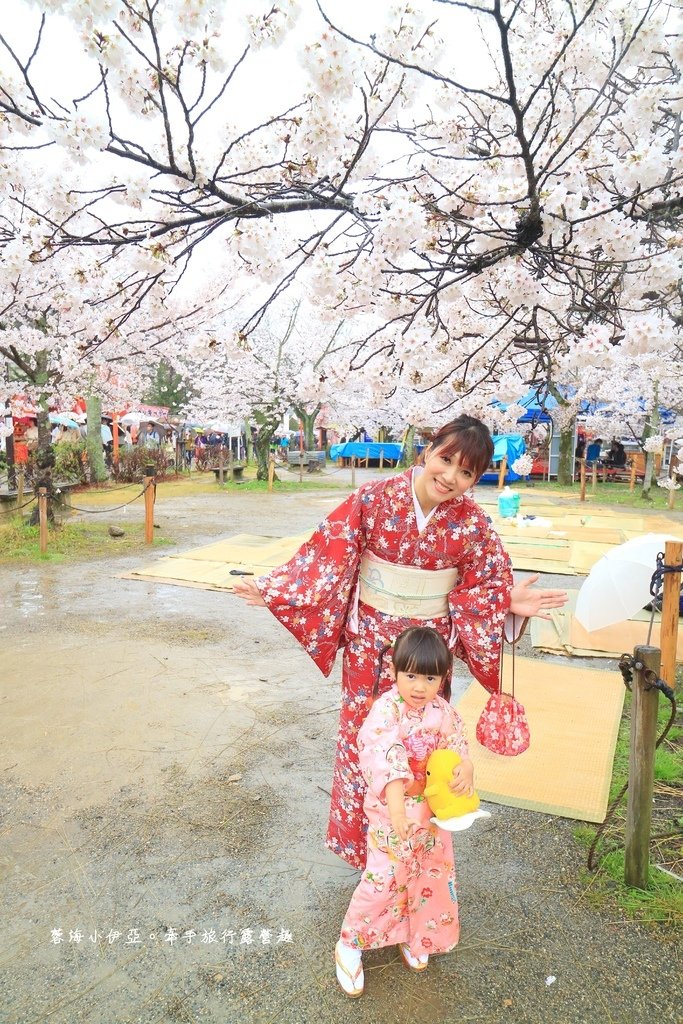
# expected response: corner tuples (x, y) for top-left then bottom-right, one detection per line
(1, 475), (680, 1024)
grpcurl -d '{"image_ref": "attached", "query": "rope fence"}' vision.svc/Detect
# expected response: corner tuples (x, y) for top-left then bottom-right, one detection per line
(0, 474), (157, 554)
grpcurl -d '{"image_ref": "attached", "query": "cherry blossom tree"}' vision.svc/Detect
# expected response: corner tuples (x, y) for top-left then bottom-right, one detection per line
(0, 0), (680, 422)
(177, 299), (350, 479)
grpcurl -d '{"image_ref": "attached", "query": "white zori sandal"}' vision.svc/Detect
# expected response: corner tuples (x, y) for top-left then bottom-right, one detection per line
(399, 943), (429, 971)
(335, 940), (364, 997)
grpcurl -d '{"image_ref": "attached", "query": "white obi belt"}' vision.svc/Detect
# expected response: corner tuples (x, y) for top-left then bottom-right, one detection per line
(358, 551), (459, 619)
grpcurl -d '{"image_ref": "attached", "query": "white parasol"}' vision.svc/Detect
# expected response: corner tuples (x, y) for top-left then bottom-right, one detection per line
(575, 533), (681, 632)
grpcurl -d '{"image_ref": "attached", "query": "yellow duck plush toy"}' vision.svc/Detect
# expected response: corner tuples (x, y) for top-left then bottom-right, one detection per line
(424, 749), (491, 832)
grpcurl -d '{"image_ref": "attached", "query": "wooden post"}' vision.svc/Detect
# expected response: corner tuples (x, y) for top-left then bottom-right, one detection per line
(351, 457), (356, 489)
(379, 449), (384, 470)
(17, 466), (24, 518)
(144, 465), (155, 544)
(268, 453), (275, 493)
(228, 446), (233, 482)
(497, 456), (507, 490)
(629, 458), (637, 492)
(218, 445), (225, 486)
(38, 486), (48, 553)
(624, 645), (661, 889)
(299, 451), (303, 484)
(591, 462), (597, 493)
(659, 540), (682, 690)
(668, 487), (675, 510)
(112, 413), (120, 468)
(579, 459), (586, 502)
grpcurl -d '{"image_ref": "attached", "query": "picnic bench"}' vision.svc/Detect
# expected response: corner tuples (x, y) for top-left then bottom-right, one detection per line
(210, 464), (245, 482)
(287, 450), (326, 472)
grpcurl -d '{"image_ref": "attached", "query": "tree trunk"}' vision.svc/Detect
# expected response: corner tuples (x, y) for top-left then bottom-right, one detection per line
(557, 425), (575, 485)
(641, 390), (660, 500)
(254, 431), (279, 481)
(29, 404), (56, 526)
(244, 419), (255, 466)
(398, 425), (416, 468)
(86, 395), (107, 483)
(292, 404), (321, 449)
(28, 354), (56, 526)
(252, 412), (280, 482)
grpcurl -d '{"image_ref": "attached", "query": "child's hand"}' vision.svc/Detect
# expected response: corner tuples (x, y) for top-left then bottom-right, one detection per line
(448, 757), (474, 797)
(232, 579), (266, 606)
(390, 809), (419, 842)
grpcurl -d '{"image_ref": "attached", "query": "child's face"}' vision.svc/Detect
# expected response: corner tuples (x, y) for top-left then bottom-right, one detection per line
(392, 667), (443, 710)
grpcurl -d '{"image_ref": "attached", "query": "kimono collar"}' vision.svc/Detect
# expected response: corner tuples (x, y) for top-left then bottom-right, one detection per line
(411, 467), (439, 533)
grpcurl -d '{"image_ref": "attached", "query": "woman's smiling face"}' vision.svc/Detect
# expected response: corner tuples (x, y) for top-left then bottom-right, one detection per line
(414, 444), (476, 513)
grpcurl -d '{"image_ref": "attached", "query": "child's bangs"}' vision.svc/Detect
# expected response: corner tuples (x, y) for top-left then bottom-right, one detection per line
(395, 630), (451, 678)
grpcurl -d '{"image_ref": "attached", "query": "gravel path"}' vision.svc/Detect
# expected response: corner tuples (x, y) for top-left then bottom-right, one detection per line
(1, 480), (680, 1024)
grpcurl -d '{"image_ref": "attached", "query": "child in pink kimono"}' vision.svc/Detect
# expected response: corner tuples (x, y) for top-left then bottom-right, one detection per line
(335, 626), (474, 997)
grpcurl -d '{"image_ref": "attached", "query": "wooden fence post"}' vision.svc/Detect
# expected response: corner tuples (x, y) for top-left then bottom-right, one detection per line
(624, 645), (661, 889)
(144, 465), (155, 544)
(351, 457), (356, 489)
(591, 462), (597, 493)
(268, 453), (275, 493)
(218, 446), (225, 486)
(38, 486), (48, 553)
(497, 457), (507, 490)
(629, 458), (637, 492)
(668, 487), (676, 510)
(579, 459), (586, 502)
(660, 540), (682, 690)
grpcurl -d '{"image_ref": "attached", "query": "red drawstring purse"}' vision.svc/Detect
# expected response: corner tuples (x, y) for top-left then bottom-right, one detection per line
(476, 615), (531, 756)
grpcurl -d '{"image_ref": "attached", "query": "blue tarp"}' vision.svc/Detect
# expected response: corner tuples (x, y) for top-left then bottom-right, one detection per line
(480, 433), (527, 484)
(330, 441), (403, 461)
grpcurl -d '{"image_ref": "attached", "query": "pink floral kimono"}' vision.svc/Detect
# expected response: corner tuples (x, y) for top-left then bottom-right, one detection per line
(257, 470), (512, 868)
(340, 686), (468, 957)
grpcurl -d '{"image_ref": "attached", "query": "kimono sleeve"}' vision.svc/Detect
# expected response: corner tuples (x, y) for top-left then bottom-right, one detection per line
(357, 696), (412, 799)
(255, 482), (377, 676)
(448, 514), (513, 694)
(438, 701), (470, 761)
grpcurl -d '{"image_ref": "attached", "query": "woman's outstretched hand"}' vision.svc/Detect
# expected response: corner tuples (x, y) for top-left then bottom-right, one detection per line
(509, 574), (567, 620)
(232, 578), (266, 607)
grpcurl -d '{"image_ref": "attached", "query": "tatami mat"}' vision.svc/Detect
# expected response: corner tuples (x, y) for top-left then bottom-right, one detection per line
(123, 533), (312, 591)
(457, 656), (625, 822)
(530, 590), (683, 660)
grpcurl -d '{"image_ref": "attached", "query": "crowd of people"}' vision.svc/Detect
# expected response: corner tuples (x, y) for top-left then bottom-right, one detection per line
(575, 435), (627, 471)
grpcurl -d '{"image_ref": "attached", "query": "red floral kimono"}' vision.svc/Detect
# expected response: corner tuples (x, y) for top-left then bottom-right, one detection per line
(257, 470), (513, 869)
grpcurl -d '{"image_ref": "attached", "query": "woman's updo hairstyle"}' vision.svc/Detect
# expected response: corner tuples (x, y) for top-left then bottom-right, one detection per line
(423, 414), (494, 481)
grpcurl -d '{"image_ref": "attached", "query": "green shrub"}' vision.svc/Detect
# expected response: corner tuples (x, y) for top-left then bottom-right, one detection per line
(54, 440), (87, 483)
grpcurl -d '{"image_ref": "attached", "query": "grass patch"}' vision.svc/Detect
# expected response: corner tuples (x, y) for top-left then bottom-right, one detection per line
(214, 476), (348, 493)
(574, 682), (682, 927)
(526, 479), (680, 512)
(69, 470), (349, 506)
(0, 519), (172, 563)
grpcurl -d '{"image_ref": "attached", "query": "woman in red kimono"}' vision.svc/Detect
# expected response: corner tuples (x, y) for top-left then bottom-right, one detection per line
(234, 415), (565, 869)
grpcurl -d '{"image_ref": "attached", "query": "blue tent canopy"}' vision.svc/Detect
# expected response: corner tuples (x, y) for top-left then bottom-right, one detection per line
(479, 433), (527, 484)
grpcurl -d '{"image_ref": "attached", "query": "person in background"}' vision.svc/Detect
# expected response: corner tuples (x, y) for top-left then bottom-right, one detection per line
(607, 438), (626, 469)
(585, 437), (602, 467)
